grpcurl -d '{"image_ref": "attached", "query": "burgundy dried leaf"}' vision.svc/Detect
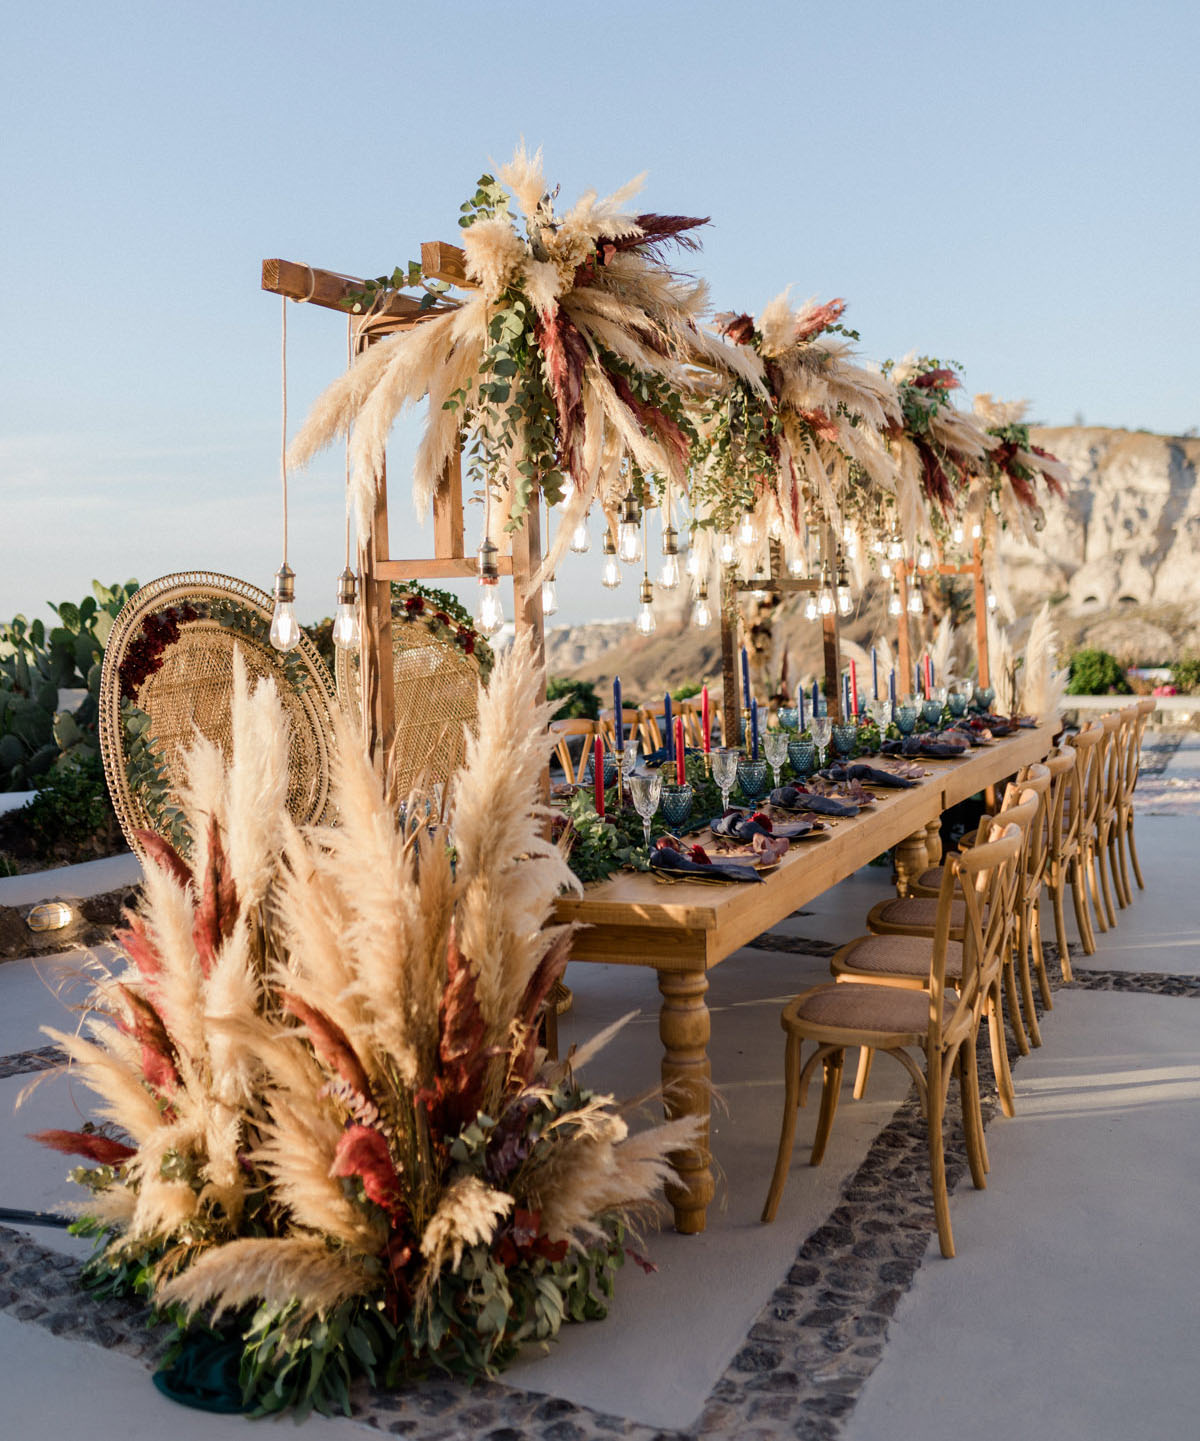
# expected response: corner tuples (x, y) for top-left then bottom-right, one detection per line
(793, 297), (846, 342)
(192, 817), (239, 976)
(281, 992), (374, 1105)
(331, 1124), (404, 1214)
(116, 983), (180, 1092)
(797, 407), (840, 445)
(1031, 445), (1067, 498)
(426, 927), (494, 1134)
(135, 830), (191, 891)
(912, 368), (961, 392)
(117, 912), (162, 985)
(29, 1129), (136, 1165)
(508, 930), (574, 1091)
(604, 213), (709, 259)
(715, 311), (757, 347)
(536, 306), (589, 481)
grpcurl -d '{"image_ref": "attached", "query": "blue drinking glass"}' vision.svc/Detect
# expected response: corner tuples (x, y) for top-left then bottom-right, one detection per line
(787, 739), (817, 777)
(831, 721), (859, 758)
(921, 699), (944, 728)
(659, 783), (694, 830)
(778, 706), (799, 731)
(895, 703), (919, 736)
(736, 757), (768, 801)
(585, 753), (619, 788)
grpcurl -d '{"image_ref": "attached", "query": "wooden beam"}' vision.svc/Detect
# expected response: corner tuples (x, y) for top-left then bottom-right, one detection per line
(376, 556), (513, 581)
(973, 538), (991, 688)
(261, 258), (426, 321)
(896, 564), (912, 697)
(719, 570), (740, 748)
(433, 448), (465, 559)
(420, 241), (475, 289)
(360, 462), (395, 765)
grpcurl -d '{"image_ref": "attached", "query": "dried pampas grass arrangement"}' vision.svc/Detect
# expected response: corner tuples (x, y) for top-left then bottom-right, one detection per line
(1020, 602), (1066, 721)
(29, 635), (696, 1414)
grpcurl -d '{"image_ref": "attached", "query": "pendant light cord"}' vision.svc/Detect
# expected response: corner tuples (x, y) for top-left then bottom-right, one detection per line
(280, 293), (289, 565)
(345, 316), (354, 569)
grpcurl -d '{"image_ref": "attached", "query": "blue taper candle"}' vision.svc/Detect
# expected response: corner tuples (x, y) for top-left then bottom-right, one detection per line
(664, 692), (673, 759)
(613, 675), (623, 749)
(843, 672), (850, 717)
(889, 669), (896, 710)
(741, 646), (751, 705)
(751, 698), (759, 759)
(872, 646), (879, 700)
(799, 686), (806, 732)
(812, 678), (819, 716)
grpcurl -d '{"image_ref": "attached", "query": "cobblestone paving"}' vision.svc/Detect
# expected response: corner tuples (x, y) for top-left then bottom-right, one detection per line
(0, 936), (1192, 1438)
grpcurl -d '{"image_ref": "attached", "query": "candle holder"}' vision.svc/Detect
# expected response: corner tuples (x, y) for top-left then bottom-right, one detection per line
(742, 707), (752, 755)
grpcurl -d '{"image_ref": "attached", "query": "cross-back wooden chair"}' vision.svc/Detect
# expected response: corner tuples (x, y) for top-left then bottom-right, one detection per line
(595, 707), (621, 755)
(637, 707), (666, 754)
(675, 697), (708, 750)
(762, 824), (1023, 1259)
(1068, 723), (1108, 943)
(1040, 746), (1080, 981)
(1091, 710), (1124, 929)
(549, 718), (597, 785)
(1114, 698), (1156, 898)
(848, 791), (1037, 1113)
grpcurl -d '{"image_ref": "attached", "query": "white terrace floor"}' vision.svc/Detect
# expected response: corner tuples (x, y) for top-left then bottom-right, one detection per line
(1, 732), (1198, 1439)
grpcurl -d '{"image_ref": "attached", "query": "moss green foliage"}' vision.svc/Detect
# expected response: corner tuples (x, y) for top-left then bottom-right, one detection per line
(1066, 648), (1132, 695)
(546, 676), (600, 721)
(671, 683), (702, 701)
(1169, 656), (1200, 694)
(9, 753), (121, 859)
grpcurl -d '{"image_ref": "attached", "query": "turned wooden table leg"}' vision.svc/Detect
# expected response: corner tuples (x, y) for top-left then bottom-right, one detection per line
(925, 817), (943, 868)
(657, 968), (715, 1234)
(894, 829), (930, 897)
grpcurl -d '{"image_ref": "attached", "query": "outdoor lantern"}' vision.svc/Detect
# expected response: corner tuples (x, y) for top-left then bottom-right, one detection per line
(601, 530), (621, 588)
(888, 577), (903, 616)
(692, 580), (712, 629)
(836, 562), (853, 616)
(269, 562), (301, 652)
(907, 576), (925, 615)
(718, 531), (737, 565)
(818, 563), (835, 616)
(27, 900), (72, 932)
(541, 576), (559, 617)
(617, 489), (643, 564)
(332, 567), (360, 651)
(738, 509), (757, 547)
(635, 575), (656, 635)
(658, 523), (681, 590)
(570, 516), (591, 553)
(475, 540), (505, 635)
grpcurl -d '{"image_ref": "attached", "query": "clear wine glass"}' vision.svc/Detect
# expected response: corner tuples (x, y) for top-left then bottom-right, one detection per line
(868, 697), (890, 732)
(628, 772), (663, 848)
(618, 734), (640, 790)
(712, 748), (740, 813)
(810, 716), (833, 769)
(763, 729), (790, 789)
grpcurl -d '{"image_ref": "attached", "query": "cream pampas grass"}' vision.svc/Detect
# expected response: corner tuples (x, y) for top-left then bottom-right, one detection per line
(1020, 602), (1065, 721)
(987, 612), (1018, 716)
(34, 626), (697, 1389)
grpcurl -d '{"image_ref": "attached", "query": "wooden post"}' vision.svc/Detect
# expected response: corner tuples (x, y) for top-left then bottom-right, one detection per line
(896, 563), (912, 698)
(360, 461), (396, 765)
(973, 537), (990, 688)
(720, 569), (740, 747)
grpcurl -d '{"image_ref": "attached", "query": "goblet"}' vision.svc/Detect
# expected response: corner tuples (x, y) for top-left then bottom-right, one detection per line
(736, 757), (769, 802)
(868, 697), (891, 732)
(975, 685), (996, 713)
(810, 715), (833, 769)
(787, 738), (817, 778)
(778, 706), (799, 732)
(763, 729), (790, 789)
(947, 683), (970, 717)
(659, 782), (694, 831)
(628, 772), (663, 849)
(586, 752), (619, 788)
(712, 748), (740, 813)
(894, 702), (919, 736)
(831, 721), (859, 758)
(921, 698), (944, 728)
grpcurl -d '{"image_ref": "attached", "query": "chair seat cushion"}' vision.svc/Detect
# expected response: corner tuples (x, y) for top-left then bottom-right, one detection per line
(835, 932), (964, 983)
(869, 896), (983, 933)
(784, 982), (953, 1040)
(915, 865), (954, 891)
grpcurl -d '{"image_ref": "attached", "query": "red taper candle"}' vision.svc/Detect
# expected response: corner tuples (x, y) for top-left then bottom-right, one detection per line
(675, 716), (685, 783)
(849, 659), (859, 716)
(701, 684), (711, 752)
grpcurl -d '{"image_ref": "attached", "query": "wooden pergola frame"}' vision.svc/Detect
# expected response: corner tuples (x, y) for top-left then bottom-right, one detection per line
(262, 252), (544, 765)
(894, 536), (991, 695)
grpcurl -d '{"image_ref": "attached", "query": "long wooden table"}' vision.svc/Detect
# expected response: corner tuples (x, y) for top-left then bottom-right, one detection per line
(552, 720), (1058, 1233)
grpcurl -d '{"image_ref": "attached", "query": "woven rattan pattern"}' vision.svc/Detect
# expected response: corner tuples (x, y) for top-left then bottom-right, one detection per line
(335, 598), (481, 797)
(99, 572), (340, 860)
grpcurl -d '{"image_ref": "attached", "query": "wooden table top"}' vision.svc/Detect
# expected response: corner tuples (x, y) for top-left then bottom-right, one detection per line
(553, 718), (1058, 972)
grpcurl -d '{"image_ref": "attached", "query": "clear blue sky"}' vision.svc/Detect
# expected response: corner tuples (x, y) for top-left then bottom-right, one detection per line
(2, 0), (1197, 628)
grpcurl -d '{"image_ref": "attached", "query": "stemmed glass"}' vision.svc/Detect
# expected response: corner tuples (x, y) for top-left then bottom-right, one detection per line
(868, 697), (890, 732)
(628, 772), (663, 849)
(712, 748), (740, 813)
(763, 729), (790, 789)
(810, 715), (833, 769)
(617, 734), (640, 794)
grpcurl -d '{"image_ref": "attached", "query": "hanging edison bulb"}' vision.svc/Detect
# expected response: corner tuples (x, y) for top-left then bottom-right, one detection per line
(887, 534), (903, 561)
(842, 522), (858, 558)
(871, 536), (886, 556)
(738, 509), (756, 547)
(767, 513), (783, 541)
(475, 539), (505, 635)
(692, 580), (712, 629)
(971, 521), (982, 540)
(718, 531), (737, 565)
(787, 550), (805, 576)
(685, 549), (701, 579)
(270, 563), (301, 652)
(888, 577), (903, 616)
(952, 522), (965, 546)
(836, 561), (853, 616)
(987, 590), (998, 612)
(804, 592), (819, 621)
(570, 514), (591, 553)
(635, 575), (656, 635)
(332, 567), (360, 651)
(542, 576), (559, 616)
(601, 530), (621, 589)
(880, 557), (893, 579)
(907, 575), (925, 615)
(617, 489), (642, 563)
(658, 522), (681, 590)
(917, 543), (934, 570)
(818, 562), (835, 616)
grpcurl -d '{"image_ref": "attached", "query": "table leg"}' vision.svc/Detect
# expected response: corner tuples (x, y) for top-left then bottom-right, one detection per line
(894, 828), (930, 897)
(657, 968), (715, 1234)
(925, 817), (943, 868)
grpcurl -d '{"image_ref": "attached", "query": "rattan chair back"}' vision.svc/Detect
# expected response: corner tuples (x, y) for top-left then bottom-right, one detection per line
(99, 571), (339, 861)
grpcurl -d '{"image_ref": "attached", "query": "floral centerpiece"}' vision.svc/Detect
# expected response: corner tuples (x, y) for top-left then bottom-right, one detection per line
(29, 639), (695, 1415)
(971, 394), (1071, 541)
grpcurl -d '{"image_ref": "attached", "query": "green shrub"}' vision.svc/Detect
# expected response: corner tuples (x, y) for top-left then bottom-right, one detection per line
(672, 683), (702, 701)
(1170, 655), (1200, 695)
(1, 753), (121, 861)
(545, 676), (600, 721)
(1066, 649), (1132, 695)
